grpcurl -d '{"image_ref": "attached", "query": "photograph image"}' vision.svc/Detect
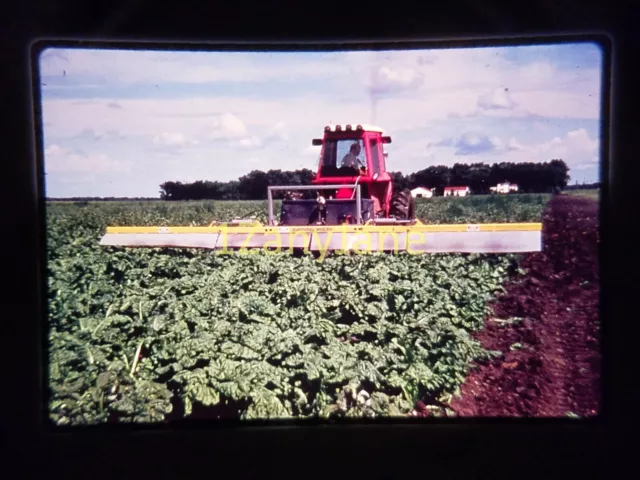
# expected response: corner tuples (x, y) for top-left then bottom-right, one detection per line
(37, 40), (602, 425)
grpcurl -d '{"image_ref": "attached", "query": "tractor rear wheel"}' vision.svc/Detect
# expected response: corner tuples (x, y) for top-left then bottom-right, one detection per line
(389, 188), (416, 220)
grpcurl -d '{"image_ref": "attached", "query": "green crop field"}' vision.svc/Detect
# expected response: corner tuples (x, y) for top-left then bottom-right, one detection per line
(45, 194), (549, 425)
(563, 189), (599, 202)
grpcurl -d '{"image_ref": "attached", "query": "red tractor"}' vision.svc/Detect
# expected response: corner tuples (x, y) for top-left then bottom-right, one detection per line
(279, 123), (415, 226)
(100, 123), (542, 253)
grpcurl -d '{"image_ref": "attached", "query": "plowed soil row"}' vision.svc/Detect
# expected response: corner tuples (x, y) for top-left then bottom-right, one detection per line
(419, 194), (601, 417)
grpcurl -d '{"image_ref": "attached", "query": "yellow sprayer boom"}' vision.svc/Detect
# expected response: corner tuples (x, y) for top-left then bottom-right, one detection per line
(100, 219), (542, 255)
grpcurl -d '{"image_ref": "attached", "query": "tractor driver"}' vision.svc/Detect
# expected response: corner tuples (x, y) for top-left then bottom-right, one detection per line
(341, 142), (364, 168)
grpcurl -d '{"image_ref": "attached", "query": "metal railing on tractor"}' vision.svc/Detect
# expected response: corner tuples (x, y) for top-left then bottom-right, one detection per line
(267, 184), (362, 226)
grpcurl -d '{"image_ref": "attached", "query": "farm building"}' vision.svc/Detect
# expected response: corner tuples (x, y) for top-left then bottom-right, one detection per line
(411, 187), (435, 198)
(490, 182), (519, 194)
(443, 186), (471, 197)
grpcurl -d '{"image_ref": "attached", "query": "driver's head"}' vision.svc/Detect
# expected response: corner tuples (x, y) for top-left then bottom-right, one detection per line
(350, 143), (361, 155)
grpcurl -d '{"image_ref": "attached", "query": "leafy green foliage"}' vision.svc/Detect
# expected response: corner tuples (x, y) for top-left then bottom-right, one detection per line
(46, 196), (544, 424)
(415, 194), (549, 224)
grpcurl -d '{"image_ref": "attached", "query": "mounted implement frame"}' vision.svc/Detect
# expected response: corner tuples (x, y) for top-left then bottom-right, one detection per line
(99, 123), (543, 255)
(100, 184), (542, 254)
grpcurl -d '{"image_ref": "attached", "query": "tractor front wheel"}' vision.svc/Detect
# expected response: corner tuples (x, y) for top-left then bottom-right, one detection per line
(389, 188), (416, 220)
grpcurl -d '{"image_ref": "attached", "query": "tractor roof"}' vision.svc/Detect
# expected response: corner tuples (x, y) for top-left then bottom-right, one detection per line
(323, 123), (385, 133)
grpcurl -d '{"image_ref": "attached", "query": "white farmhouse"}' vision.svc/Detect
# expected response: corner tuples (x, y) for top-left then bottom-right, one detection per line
(444, 186), (471, 197)
(490, 182), (519, 194)
(411, 187), (435, 198)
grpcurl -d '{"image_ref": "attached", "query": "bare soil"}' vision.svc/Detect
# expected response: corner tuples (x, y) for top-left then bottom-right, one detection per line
(443, 194), (600, 417)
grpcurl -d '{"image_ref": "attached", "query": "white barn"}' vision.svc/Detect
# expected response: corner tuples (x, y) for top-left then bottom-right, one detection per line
(490, 182), (519, 194)
(411, 187), (435, 198)
(444, 186), (471, 197)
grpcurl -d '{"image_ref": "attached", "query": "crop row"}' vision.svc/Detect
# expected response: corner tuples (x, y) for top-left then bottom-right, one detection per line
(46, 195), (546, 424)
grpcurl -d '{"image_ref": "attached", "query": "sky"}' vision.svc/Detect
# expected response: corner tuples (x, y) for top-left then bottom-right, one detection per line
(37, 42), (604, 198)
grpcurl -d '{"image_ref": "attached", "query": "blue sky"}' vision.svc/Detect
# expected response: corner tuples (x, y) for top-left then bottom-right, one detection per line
(37, 42), (603, 197)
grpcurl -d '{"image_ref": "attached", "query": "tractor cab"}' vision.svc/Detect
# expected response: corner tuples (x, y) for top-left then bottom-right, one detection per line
(278, 124), (404, 226)
(311, 124), (393, 211)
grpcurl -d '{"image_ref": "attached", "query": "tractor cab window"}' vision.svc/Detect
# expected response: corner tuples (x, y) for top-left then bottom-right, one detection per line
(319, 138), (365, 176)
(369, 138), (382, 176)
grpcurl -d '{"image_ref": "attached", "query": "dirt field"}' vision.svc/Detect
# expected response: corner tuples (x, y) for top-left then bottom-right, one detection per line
(447, 194), (601, 417)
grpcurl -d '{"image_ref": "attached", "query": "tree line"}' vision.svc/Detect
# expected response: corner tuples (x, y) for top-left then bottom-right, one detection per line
(391, 160), (570, 195)
(158, 160), (571, 200)
(563, 181), (600, 190)
(159, 169), (317, 201)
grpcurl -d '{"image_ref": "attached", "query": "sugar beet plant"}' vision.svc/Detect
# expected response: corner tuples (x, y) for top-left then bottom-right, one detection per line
(46, 198), (541, 425)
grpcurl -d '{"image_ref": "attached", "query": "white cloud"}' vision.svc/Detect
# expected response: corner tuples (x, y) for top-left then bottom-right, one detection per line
(372, 50), (599, 122)
(40, 65), (599, 147)
(507, 137), (526, 151)
(384, 139), (437, 173)
(472, 128), (599, 168)
(235, 136), (262, 149)
(368, 65), (423, 95)
(573, 163), (595, 171)
(302, 145), (321, 157)
(512, 61), (557, 85)
(409, 128), (599, 173)
(205, 113), (248, 140)
(153, 132), (194, 147)
(40, 46), (601, 128)
(264, 121), (289, 144)
(44, 144), (130, 174)
(382, 89), (481, 124)
(54, 174), (98, 185)
(42, 97), (365, 139)
(509, 90), (599, 119)
(489, 136), (504, 150)
(477, 88), (517, 110)
(536, 128), (598, 161)
(436, 131), (503, 155)
(72, 128), (126, 141)
(39, 48), (345, 85)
